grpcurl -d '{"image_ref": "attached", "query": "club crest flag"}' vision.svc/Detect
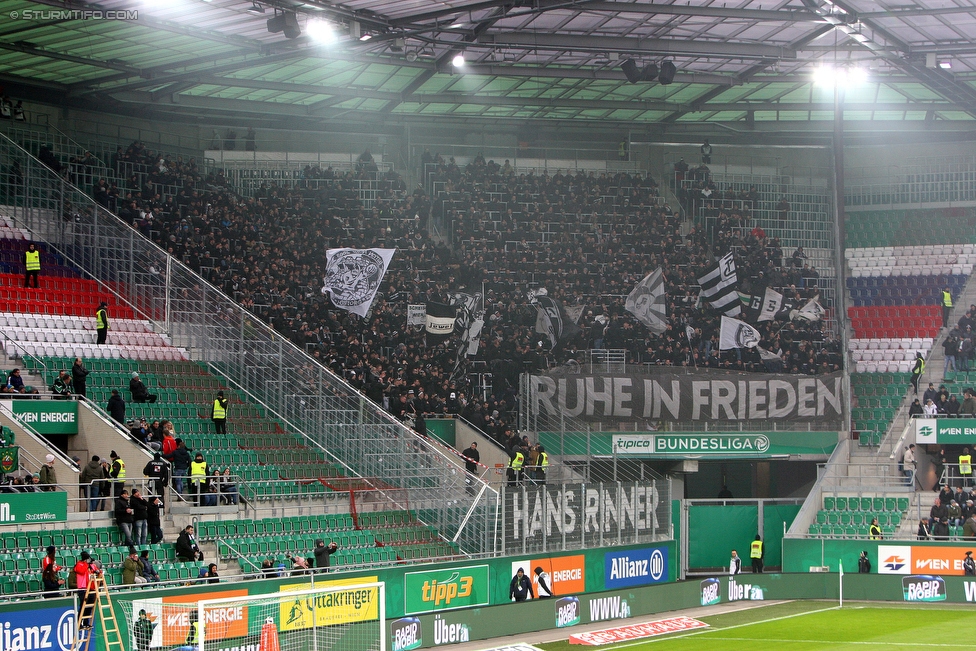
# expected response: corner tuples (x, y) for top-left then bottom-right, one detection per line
(756, 287), (784, 323)
(793, 296), (825, 323)
(719, 315), (761, 350)
(625, 268), (667, 334)
(698, 251), (740, 316)
(321, 248), (395, 317)
(534, 296), (580, 348)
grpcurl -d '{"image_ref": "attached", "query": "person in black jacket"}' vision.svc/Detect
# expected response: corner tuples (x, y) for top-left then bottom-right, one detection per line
(509, 567), (533, 602)
(175, 525), (203, 562)
(147, 496), (164, 544)
(313, 539), (338, 569)
(71, 358), (90, 399)
(106, 390), (126, 424)
(129, 372), (157, 403)
(143, 453), (169, 502)
(130, 489), (149, 546)
(171, 439), (191, 494)
(114, 490), (135, 547)
(858, 550), (871, 573)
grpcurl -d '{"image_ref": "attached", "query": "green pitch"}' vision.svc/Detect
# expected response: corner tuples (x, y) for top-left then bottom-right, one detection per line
(539, 601), (976, 651)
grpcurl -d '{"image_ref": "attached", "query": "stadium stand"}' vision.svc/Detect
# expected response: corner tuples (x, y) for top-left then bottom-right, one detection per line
(807, 495), (910, 538)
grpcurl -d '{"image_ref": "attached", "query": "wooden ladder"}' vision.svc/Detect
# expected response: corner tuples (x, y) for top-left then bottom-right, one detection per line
(73, 573), (126, 651)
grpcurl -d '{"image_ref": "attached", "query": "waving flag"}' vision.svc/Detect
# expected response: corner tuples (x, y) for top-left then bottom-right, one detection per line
(719, 316), (761, 350)
(625, 268), (667, 334)
(321, 248), (395, 317)
(698, 251), (740, 316)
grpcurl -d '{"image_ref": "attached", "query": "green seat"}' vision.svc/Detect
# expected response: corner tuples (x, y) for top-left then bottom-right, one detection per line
(860, 497), (872, 511)
(847, 499), (860, 512)
(836, 497), (848, 511)
(852, 513), (865, 526)
(816, 511), (827, 525)
(839, 513), (852, 526)
(884, 497), (897, 512)
(873, 497), (885, 512)
(897, 497), (909, 511)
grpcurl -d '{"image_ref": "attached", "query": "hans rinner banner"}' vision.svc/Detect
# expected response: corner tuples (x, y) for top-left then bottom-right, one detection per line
(529, 370), (843, 426)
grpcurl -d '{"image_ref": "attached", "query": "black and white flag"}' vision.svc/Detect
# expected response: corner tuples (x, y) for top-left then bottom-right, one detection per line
(425, 303), (457, 338)
(792, 296), (825, 323)
(698, 251), (740, 316)
(719, 315), (761, 350)
(321, 248), (396, 317)
(625, 268), (667, 334)
(754, 287), (784, 323)
(534, 296), (581, 348)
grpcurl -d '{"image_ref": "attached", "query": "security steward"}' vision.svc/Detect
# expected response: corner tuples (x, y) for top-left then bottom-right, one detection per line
(750, 534), (764, 573)
(507, 447), (524, 487)
(211, 391), (228, 435)
(95, 301), (109, 345)
(960, 447), (973, 487)
(109, 450), (126, 497)
(535, 445), (550, 486)
(942, 287), (953, 329)
(24, 243), (40, 288)
(190, 453), (209, 506)
(143, 452), (170, 504)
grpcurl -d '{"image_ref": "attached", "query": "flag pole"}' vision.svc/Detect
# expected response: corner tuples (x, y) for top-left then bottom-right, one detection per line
(838, 558), (844, 608)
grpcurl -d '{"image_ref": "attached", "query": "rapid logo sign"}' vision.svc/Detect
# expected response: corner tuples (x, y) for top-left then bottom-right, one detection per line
(727, 577), (764, 602)
(509, 555), (585, 597)
(278, 577), (379, 629)
(700, 578), (721, 606)
(903, 576), (946, 602)
(506, 484), (665, 544)
(404, 565), (490, 615)
(390, 618), (422, 651)
(555, 597), (581, 628)
(877, 546), (912, 575)
(0, 606), (76, 651)
(604, 547), (668, 589)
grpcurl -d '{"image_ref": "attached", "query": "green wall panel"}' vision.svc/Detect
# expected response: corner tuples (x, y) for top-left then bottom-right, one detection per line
(689, 505), (758, 570)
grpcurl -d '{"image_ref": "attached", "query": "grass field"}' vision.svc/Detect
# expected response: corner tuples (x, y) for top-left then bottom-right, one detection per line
(538, 601), (976, 651)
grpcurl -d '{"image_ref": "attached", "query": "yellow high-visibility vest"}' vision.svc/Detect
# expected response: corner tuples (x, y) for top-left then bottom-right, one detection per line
(96, 308), (108, 330)
(187, 622), (200, 645)
(113, 459), (125, 481)
(510, 452), (524, 471)
(212, 399), (226, 420)
(190, 460), (207, 484)
(539, 452), (549, 468)
(960, 454), (972, 475)
(943, 290), (953, 308)
(750, 540), (763, 559)
(25, 250), (40, 271)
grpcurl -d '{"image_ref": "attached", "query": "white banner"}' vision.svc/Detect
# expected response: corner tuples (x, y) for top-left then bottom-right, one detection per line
(757, 287), (783, 323)
(406, 304), (426, 326)
(719, 316), (761, 350)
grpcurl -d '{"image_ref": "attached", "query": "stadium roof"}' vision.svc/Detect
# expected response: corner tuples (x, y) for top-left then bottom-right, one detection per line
(2, 0), (976, 131)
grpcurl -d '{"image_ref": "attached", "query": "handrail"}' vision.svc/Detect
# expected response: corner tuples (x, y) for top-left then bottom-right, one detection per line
(0, 326), (48, 381)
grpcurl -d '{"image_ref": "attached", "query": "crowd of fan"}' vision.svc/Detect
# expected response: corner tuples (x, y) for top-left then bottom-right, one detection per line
(23, 139), (840, 438)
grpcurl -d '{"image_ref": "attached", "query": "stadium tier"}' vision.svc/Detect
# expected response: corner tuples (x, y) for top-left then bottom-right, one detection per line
(845, 207), (976, 249)
(808, 496), (910, 538)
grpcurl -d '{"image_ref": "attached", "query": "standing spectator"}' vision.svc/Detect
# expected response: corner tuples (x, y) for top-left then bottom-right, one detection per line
(460, 441), (479, 494)
(130, 488), (149, 546)
(509, 567), (533, 602)
(313, 539), (338, 569)
(95, 302), (109, 345)
(960, 447), (973, 487)
(71, 551), (93, 598)
(944, 334), (958, 374)
(114, 489), (135, 547)
(129, 372), (158, 403)
(38, 454), (58, 491)
(171, 439), (191, 495)
(700, 138), (712, 165)
(942, 287), (953, 329)
(71, 358), (90, 399)
(963, 512), (976, 538)
(147, 496), (164, 544)
(24, 242), (40, 288)
(134, 609), (157, 651)
(729, 550), (741, 575)
(143, 453), (169, 501)
(109, 450), (126, 497)
(534, 566), (553, 599)
(161, 424), (177, 459)
(175, 525), (204, 562)
(140, 550), (160, 583)
(911, 353), (925, 394)
(963, 389), (976, 416)
(534, 445), (549, 485)
(858, 550), (871, 573)
(122, 547), (147, 585)
(79, 455), (102, 511)
(51, 371), (71, 399)
(97, 459), (112, 510)
(245, 127), (256, 152)
(41, 545), (64, 598)
(211, 391), (228, 435)
(107, 389), (126, 424)
(750, 534), (764, 573)
(964, 551), (976, 575)
(902, 444), (916, 486)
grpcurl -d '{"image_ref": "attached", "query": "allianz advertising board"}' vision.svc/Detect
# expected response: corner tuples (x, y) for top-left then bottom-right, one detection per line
(0, 605), (78, 651)
(604, 547), (668, 589)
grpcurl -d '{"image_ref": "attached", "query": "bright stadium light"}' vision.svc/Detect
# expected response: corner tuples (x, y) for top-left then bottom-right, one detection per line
(813, 64), (867, 89)
(306, 19), (337, 44)
(452, 53), (466, 67)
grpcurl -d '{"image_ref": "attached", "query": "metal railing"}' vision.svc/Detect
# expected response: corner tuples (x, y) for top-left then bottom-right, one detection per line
(0, 129), (500, 557)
